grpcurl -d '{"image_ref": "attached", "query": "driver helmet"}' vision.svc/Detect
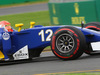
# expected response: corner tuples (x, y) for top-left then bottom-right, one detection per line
(0, 21), (13, 32)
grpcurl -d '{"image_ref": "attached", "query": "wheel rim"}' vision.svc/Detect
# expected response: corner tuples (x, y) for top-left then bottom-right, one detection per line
(56, 33), (75, 53)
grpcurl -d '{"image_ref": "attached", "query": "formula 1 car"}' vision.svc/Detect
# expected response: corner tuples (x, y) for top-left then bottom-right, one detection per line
(0, 21), (100, 61)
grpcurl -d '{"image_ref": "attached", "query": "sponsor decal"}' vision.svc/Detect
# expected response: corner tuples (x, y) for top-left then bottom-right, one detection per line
(74, 3), (79, 15)
(13, 45), (29, 60)
(91, 42), (100, 51)
(71, 17), (86, 24)
(52, 4), (56, 15)
(53, 17), (59, 24)
(2, 32), (10, 40)
(72, 3), (86, 25)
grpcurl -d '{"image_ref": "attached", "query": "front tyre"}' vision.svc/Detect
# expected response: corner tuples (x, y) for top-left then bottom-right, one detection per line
(51, 26), (86, 60)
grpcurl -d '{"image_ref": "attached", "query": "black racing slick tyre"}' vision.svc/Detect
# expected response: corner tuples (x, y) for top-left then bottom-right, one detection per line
(84, 22), (100, 55)
(84, 22), (100, 31)
(51, 26), (86, 60)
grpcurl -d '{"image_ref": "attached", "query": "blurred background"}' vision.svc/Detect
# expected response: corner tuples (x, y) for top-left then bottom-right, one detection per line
(0, 0), (49, 29)
(49, 0), (100, 26)
(0, 0), (100, 28)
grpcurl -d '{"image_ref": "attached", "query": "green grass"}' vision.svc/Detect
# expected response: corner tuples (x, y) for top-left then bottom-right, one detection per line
(46, 72), (100, 75)
(0, 11), (51, 30)
(0, 0), (49, 8)
(64, 72), (100, 75)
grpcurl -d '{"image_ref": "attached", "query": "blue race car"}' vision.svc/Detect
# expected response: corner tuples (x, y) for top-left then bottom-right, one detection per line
(0, 21), (100, 61)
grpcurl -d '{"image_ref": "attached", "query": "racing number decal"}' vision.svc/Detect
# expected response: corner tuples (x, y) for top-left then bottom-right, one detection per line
(39, 29), (53, 42)
(45, 29), (53, 41)
(39, 30), (45, 41)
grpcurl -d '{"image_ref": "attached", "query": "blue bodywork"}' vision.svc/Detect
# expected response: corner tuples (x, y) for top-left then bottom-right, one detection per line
(0, 25), (100, 60)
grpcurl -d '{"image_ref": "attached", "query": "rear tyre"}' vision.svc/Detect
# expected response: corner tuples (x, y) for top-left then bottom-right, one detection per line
(84, 22), (100, 55)
(84, 22), (100, 31)
(51, 26), (86, 60)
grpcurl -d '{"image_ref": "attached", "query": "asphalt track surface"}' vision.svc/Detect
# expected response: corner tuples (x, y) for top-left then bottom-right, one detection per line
(0, 3), (48, 16)
(0, 3), (100, 75)
(0, 52), (100, 75)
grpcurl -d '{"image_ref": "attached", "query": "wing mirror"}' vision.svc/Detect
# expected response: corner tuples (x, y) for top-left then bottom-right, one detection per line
(30, 22), (35, 28)
(15, 23), (23, 32)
